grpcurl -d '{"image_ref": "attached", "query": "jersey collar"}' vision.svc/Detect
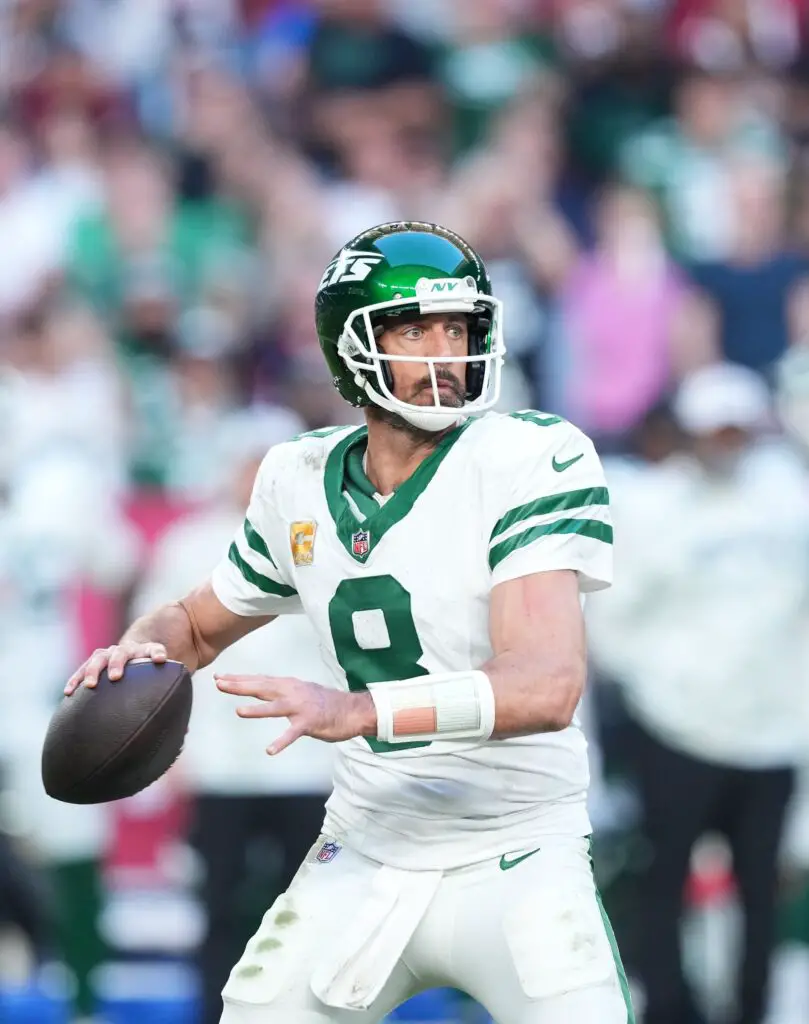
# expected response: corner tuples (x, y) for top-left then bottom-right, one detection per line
(324, 422), (470, 563)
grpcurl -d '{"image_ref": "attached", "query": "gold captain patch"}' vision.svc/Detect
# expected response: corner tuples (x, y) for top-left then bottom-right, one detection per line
(290, 521), (317, 566)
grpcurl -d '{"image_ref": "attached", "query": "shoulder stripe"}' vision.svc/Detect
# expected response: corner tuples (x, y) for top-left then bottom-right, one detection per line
(291, 426), (349, 442)
(489, 518), (613, 570)
(228, 543), (297, 597)
(509, 411), (564, 427)
(491, 487), (609, 542)
(244, 519), (277, 567)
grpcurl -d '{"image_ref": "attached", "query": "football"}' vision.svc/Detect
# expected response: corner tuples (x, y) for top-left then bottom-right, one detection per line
(41, 659), (193, 804)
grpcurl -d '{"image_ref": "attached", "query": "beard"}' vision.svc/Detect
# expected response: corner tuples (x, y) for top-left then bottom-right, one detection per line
(365, 404), (448, 444)
(365, 371), (465, 443)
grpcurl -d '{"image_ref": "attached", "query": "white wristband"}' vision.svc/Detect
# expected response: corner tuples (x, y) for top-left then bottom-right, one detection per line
(367, 670), (495, 745)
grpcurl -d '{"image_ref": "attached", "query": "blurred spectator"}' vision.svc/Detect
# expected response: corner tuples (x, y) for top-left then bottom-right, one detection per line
(776, 278), (809, 447)
(621, 69), (784, 261)
(438, 0), (556, 155)
(667, 0), (807, 73)
(0, 327), (138, 1013)
(308, 0), (434, 93)
(12, 42), (131, 133)
(447, 91), (578, 403)
(65, 139), (256, 488)
(690, 156), (809, 374)
(788, 57), (809, 166)
(68, 140), (250, 344)
(304, 0), (441, 176)
(0, 119), (94, 318)
(560, 0), (673, 183)
(599, 398), (688, 500)
(0, 827), (53, 976)
(131, 405), (334, 1024)
(555, 185), (694, 444)
(0, 302), (127, 492)
(588, 363), (809, 1024)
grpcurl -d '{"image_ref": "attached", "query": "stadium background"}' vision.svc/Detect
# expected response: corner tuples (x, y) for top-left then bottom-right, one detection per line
(2, 0), (809, 1021)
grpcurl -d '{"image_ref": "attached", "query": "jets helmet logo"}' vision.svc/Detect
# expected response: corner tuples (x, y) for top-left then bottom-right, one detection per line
(319, 250), (384, 290)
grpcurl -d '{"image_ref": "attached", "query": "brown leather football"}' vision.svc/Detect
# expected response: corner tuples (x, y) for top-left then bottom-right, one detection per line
(42, 659), (193, 804)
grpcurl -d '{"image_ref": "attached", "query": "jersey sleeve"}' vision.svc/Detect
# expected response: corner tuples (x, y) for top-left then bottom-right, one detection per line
(210, 451), (303, 616)
(488, 421), (613, 592)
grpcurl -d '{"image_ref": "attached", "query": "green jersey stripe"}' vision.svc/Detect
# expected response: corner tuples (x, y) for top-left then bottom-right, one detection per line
(244, 519), (277, 567)
(228, 543), (297, 598)
(489, 518), (614, 570)
(491, 487), (610, 542)
(509, 411), (563, 427)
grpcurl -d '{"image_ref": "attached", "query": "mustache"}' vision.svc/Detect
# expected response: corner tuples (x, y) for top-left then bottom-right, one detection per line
(412, 369), (464, 399)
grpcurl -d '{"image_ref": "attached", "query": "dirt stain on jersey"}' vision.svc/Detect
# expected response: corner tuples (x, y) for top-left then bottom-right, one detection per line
(571, 929), (597, 955)
(256, 937), (283, 953)
(302, 449), (325, 471)
(274, 909), (298, 927)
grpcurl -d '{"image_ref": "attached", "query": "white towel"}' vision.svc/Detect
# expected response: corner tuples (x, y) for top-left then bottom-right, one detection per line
(311, 864), (442, 1010)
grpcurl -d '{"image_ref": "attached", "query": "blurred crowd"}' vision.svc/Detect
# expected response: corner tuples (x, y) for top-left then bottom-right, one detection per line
(2, 0), (809, 1022)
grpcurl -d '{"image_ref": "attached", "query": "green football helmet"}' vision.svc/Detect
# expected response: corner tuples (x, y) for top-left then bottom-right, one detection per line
(315, 221), (505, 431)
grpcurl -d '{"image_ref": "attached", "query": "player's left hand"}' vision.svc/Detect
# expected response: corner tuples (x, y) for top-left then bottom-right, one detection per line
(214, 674), (375, 755)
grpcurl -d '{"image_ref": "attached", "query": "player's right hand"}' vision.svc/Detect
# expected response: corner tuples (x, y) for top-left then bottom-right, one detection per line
(64, 642), (168, 695)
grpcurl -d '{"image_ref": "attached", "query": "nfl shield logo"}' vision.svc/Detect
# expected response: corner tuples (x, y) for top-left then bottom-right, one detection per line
(316, 841), (341, 863)
(352, 530), (370, 557)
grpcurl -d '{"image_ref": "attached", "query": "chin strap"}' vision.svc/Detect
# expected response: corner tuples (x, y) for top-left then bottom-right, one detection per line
(396, 406), (466, 432)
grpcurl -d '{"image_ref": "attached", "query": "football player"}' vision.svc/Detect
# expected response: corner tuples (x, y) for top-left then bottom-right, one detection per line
(66, 222), (631, 1024)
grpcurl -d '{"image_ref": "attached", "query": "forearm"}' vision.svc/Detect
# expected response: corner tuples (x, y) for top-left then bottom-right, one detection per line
(484, 649), (584, 738)
(67, 581), (268, 694)
(120, 601), (210, 674)
(358, 650), (583, 747)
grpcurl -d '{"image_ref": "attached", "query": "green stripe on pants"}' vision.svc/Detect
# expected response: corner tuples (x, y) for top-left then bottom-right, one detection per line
(595, 886), (636, 1023)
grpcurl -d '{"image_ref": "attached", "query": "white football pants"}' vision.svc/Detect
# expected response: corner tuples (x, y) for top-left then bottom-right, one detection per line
(219, 834), (633, 1024)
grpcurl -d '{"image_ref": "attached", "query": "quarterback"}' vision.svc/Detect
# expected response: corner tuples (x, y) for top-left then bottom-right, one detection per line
(66, 222), (632, 1023)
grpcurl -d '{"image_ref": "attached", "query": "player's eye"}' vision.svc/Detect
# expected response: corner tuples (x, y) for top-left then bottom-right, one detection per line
(446, 322), (465, 340)
(401, 325), (424, 340)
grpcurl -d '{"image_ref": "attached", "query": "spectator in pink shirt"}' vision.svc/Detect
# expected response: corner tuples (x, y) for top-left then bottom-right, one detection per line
(559, 185), (704, 445)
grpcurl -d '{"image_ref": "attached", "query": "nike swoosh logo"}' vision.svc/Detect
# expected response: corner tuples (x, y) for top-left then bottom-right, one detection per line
(499, 847), (541, 871)
(552, 453), (584, 472)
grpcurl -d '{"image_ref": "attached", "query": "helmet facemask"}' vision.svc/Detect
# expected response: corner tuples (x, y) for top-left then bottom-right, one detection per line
(336, 277), (505, 432)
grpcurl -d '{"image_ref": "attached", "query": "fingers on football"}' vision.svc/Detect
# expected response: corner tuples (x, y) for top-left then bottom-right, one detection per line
(105, 646), (130, 681)
(64, 661), (91, 695)
(66, 642), (169, 693)
(75, 647), (112, 688)
(107, 642), (166, 681)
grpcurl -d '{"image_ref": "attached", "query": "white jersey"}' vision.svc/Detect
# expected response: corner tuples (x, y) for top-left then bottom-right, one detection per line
(211, 411), (613, 869)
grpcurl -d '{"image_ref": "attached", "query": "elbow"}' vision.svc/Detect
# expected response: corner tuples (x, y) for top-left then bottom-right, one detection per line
(542, 667), (584, 732)
(544, 707), (576, 733)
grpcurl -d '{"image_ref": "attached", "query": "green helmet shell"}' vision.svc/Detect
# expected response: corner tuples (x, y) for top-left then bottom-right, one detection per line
(315, 221), (495, 408)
